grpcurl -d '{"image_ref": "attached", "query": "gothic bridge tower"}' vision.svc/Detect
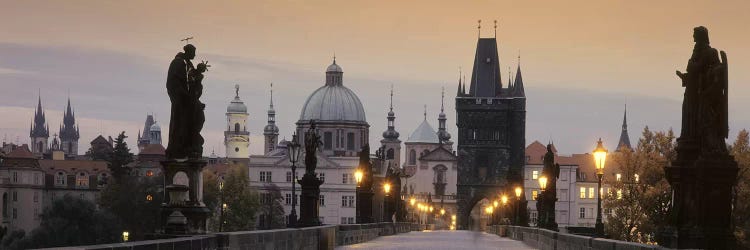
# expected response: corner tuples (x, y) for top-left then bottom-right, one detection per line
(454, 25), (526, 229)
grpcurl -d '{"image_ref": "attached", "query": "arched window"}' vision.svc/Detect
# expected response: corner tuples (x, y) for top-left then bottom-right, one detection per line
(76, 172), (89, 188)
(386, 148), (394, 160)
(37, 141), (43, 153)
(409, 150), (416, 165)
(55, 172), (66, 186)
(235, 123), (240, 133)
(68, 142), (73, 153)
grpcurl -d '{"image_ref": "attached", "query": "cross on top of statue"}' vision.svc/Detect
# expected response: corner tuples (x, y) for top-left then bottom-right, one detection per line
(181, 36), (194, 44)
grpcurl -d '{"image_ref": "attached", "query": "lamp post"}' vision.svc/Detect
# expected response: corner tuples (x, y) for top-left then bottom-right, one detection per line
(538, 175), (548, 228)
(287, 133), (302, 228)
(514, 186), (522, 226)
(593, 138), (608, 237)
(219, 181), (224, 232)
(501, 195), (508, 225)
(383, 183), (392, 222)
(409, 197), (416, 223)
(492, 200), (499, 225)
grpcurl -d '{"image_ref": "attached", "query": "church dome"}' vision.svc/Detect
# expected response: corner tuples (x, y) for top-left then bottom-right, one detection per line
(382, 128), (400, 140)
(299, 59), (366, 122)
(300, 85), (366, 122)
(150, 122), (161, 132)
(264, 124), (279, 134)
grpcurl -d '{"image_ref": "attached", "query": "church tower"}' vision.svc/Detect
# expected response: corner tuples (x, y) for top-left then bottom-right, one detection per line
(455, 23), (527, 229)
(437, 87), (453, 149)
(59, 98), (80, 156)
(149, 121), (162, 145)
(30, 94), (49, 155)
(380, 86), (401, 168)
(263, 83), (279, 155)
(137, 114), (156, 151)
(616, 105), (632, 152)
(225, 84), (250, 158)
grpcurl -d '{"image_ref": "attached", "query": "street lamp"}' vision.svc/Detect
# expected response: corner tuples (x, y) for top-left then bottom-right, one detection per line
(593, 138), (608, 237)
(354, 170), (363, 187)
(219, 181), (225, 232)
(383, 182), (392, 222)
(122, 231), (129, 242)
(514, 186), (523, 225)
(287, 133), (303, 228)
(538, 176), (549, 228)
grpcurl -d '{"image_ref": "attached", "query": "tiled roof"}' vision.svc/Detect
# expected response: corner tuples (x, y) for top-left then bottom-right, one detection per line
(6, 144), (35, 159)
(39, 159), (109, 174)
(140, 144), (166, 155)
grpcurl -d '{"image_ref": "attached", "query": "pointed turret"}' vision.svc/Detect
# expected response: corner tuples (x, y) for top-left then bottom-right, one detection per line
(264, 83), (280, 154)
(30, 93), (49, 155)
(513, 58), (525, 97)
(381, 85), (402, 165)
(437, 88), (452, 145)
(59, 97), (80, 156)
(616, 104), (632, 152)
(382, 85), (400, 141)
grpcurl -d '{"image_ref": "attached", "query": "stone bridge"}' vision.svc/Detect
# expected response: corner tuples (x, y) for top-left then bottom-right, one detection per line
(49, 224), (672, 250)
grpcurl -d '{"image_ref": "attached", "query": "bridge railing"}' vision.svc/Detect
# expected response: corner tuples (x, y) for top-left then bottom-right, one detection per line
(485, 225), (670, 250)
(45, 222), (425, 250)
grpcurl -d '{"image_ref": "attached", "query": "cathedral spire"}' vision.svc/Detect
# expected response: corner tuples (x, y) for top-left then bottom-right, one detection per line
(437, 87), (451, 144)
(616, 104), (632, 152)
(513, 54), (525, 97)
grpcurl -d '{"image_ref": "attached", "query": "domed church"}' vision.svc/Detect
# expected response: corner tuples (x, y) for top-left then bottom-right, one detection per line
(296, 58), (369, 157)
(247, 58), (369, 227)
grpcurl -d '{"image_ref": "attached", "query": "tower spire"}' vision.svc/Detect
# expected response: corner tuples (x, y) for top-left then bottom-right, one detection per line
(616, 103), (632, 152)
(382, 85), (400, 141)
(441, 87), (445, 112)
(389, 84), (394, 111)
(269, 82), (274, 109)
(494, 20), (498, 38)
(423, 105), (427, 120)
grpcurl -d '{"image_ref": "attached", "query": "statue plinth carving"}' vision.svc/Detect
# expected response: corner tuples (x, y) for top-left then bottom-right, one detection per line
(662, 26), (738, 249)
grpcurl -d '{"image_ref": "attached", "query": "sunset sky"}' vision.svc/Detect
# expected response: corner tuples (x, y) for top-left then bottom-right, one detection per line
(1, 0), (749, 156)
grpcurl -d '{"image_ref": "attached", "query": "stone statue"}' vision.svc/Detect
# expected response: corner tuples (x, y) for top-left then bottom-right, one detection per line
(676, 26), (728, 154)
(537, 143), (559, 230)
(165, 44), (210, 159)
(304, 120), (322, 174)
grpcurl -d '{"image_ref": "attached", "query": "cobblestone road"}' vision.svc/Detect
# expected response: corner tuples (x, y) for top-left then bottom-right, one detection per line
(335, 230), (535, 250)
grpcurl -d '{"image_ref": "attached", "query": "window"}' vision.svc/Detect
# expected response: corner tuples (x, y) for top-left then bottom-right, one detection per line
(341, 195), (355, 207)
(617, 189), (623, 200)
(579, 208), (586, 218)
(324, 132), (333, 150)
(76, 172), (89, 188)
(532, 190), (538, 200)
(12, 172), (18, 183)
(319, 173), (325, 182)
(532, 170), (539, 180)
(12, 191), (17, 202)
(530, 211), (538, 225)
(409, 150), (416, 165)
(560, 171), (567, 181)
(580, 187), (586, 199)
(342, 173), (352, 184)
(34, 207), (39, 220)
(348, 217), (355, 224)
(33, 173), (40, 185)
(234, 123), (240, 133)
(588, 187), (595, 199)
(616, 173), (622, 182)
(146, 170), (154, 177)
(260, 171), (272, 182)
(33, 191), (38, 202)
(634, 174), (640, 183)
(347, 133), (355, 150)
(320, 195), (325, 206)
(12, 208), (17, 219)
(285, 193), (292, 205)
(341, 217), (348, 224)
(286, 171), (292, 182)
(387, 148), (394, 160)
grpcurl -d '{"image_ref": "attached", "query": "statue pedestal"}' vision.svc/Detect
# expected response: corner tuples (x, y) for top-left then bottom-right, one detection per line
(356, 187), (374, 224)
(664, 154), (738, 249)
(160, 159), (210, 235)
(297, 172), (323, 227)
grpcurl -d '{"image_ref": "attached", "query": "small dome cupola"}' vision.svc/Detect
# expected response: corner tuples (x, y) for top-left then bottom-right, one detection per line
(325, 56), (343, 86)
(227, 84), (248, 114)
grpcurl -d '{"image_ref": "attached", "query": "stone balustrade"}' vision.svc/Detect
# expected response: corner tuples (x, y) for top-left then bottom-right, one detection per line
(47, 222), (425, 250)
(485, 225), (671, 250)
